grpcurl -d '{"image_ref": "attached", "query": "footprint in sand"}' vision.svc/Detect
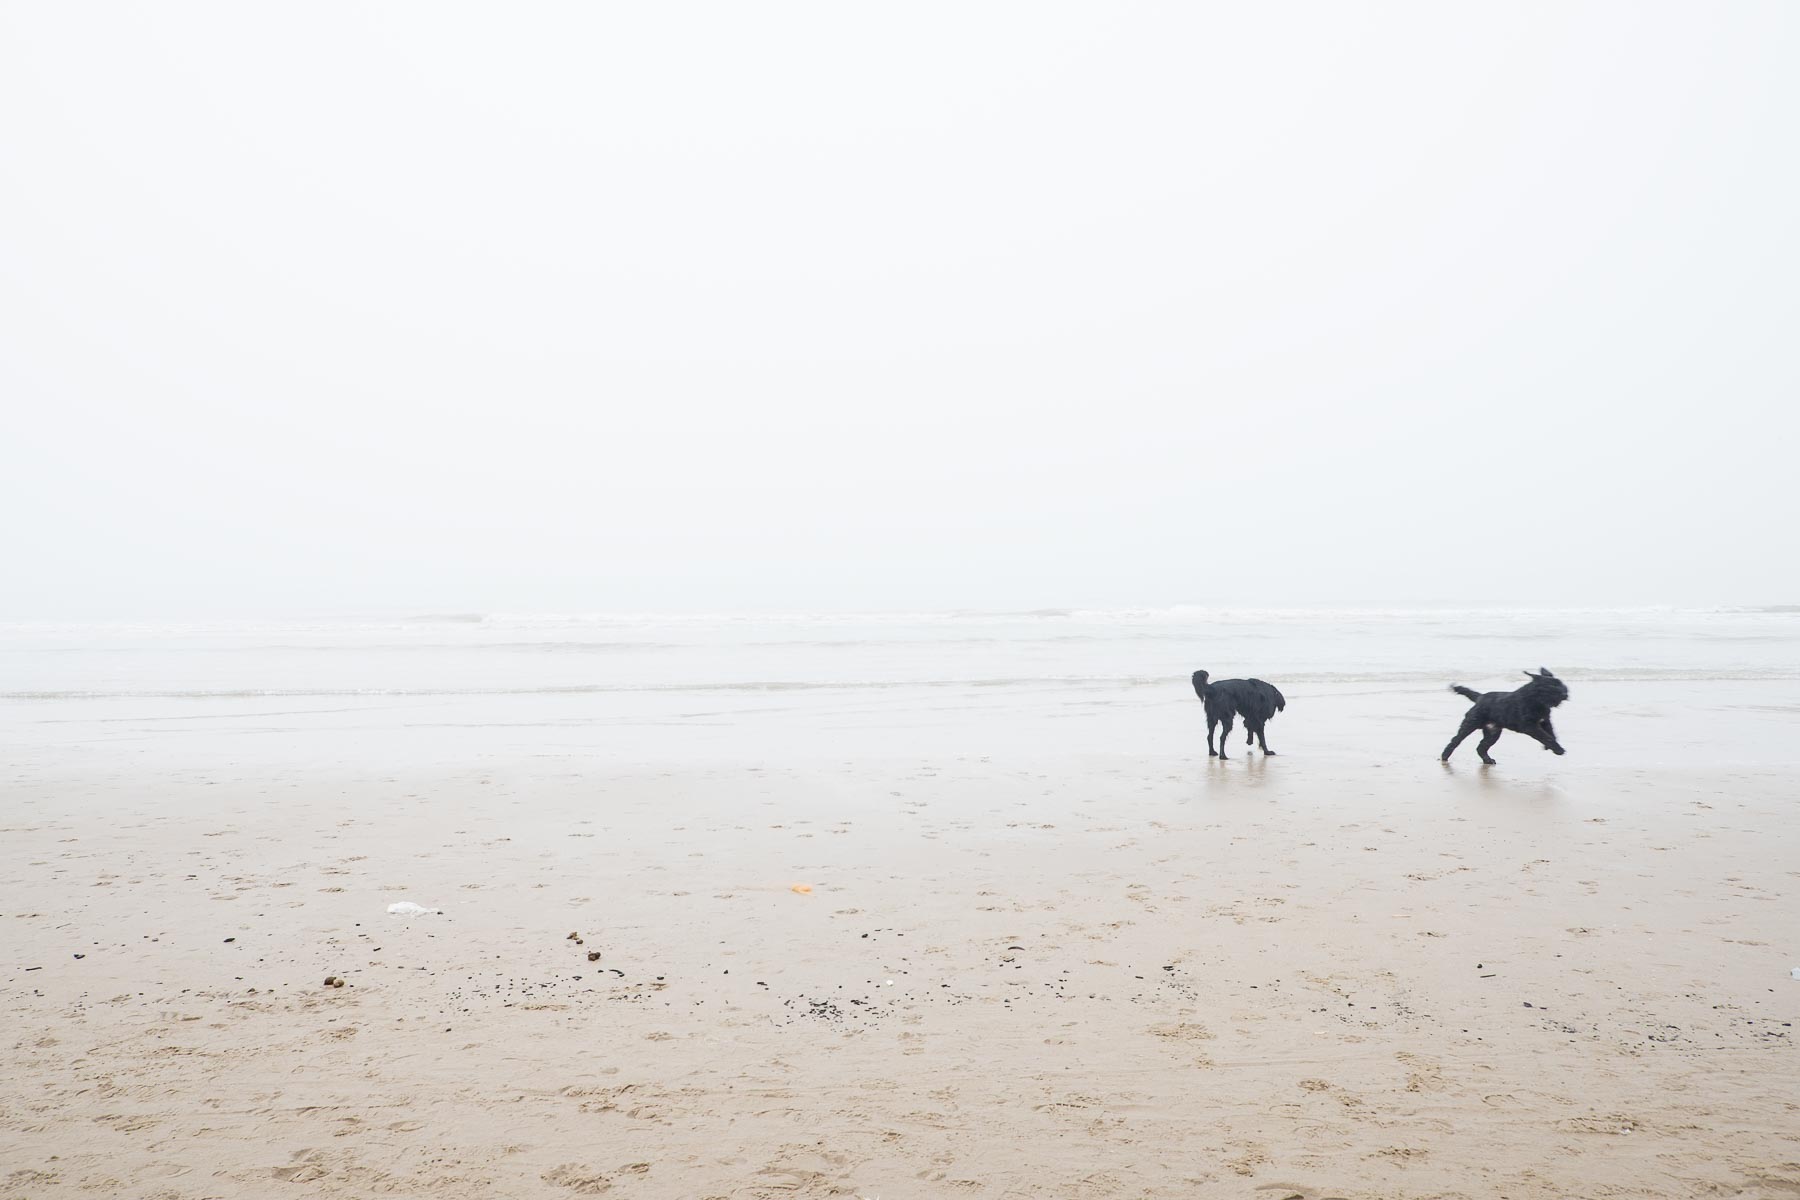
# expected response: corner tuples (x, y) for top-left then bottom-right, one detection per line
(272, 1162), (329, 1184)
(544, 1164), (612, 1193)
(1148, 1022), (1215, 1043)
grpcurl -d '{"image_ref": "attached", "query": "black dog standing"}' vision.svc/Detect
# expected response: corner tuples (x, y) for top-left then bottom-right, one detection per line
(1192, 670), (1286, 759)
(1440, 668), (1569, 764)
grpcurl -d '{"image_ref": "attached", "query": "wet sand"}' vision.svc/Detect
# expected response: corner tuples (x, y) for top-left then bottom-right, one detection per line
(4, 725), (1798, 1198)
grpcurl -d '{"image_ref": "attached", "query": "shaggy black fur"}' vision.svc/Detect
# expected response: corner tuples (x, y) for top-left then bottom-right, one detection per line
(1191, 670), (1287, 759)
(1440, 668), (1570, 764)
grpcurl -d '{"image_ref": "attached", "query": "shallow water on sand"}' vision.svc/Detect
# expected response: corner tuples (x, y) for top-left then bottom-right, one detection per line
(3, 607), (1796, 772)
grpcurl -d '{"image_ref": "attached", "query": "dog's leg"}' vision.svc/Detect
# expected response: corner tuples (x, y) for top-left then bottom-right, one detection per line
(1525, 720), (1566, 755)
(1206, 716), (1218, 757)
(1441, 717), (1480, 761)
(1476, 726), (1501, 765)
(1256, 723), (1276, 755)
(1246, 723), (1255, 747)
(1216, 714), (1234, 760)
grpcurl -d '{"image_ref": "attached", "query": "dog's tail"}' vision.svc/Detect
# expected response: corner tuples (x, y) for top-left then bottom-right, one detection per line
(1450, 684), (1482, 703)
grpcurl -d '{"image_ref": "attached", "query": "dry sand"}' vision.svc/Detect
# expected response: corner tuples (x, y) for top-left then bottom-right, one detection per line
(4, 738), (1798, 1199)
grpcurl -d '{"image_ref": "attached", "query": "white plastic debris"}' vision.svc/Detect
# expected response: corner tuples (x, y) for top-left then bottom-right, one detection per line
(386, 901), (441, 916)
(1791, 966), (1800, 981)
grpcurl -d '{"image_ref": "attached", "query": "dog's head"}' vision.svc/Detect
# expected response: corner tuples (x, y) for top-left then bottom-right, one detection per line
(1192, 669), (1209, 698)
(1524, 667), (1569, 707)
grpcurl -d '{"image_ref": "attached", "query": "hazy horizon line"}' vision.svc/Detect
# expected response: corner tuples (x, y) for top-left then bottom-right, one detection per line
(3, 601), (1796, 625)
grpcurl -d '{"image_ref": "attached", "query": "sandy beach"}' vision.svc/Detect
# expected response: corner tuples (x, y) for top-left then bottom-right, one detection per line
(7, 0), (1798, 1190)
(4, 650), (1799, 1199)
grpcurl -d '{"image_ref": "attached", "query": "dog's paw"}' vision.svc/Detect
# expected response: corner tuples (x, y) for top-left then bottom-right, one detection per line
(1552, 747), (1566, 755)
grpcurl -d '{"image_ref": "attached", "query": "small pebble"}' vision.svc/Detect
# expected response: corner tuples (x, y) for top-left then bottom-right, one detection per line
(587, 950), (601, 962)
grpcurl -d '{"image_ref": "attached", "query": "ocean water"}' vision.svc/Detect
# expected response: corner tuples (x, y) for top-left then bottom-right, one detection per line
(4, 607), (1798, 769)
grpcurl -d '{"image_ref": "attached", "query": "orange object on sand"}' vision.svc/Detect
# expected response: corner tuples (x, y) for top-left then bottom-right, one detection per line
(789, 883), (813, 894)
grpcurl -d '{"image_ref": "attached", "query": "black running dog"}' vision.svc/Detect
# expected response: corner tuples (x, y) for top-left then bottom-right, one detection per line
(1192, 670), (1286, 759)
(1440, 668), (1569, 764)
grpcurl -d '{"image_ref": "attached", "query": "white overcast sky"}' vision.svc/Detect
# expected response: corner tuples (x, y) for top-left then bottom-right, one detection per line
(2, 2), (1795, 616)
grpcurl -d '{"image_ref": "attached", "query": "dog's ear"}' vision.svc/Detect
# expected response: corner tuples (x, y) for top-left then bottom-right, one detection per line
(1539, 667), (1554, 677)
(1524, 669), (1539, 678)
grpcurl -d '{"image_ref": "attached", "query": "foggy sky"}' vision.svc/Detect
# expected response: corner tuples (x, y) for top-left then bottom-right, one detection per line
(3, 2), (1796, 617)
